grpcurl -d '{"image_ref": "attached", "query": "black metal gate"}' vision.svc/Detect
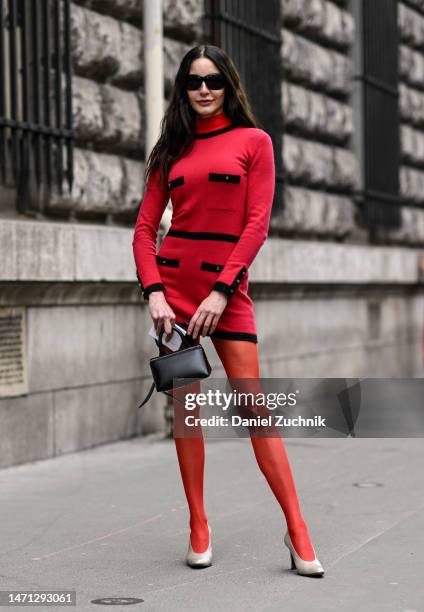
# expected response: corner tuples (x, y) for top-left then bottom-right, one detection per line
(0, 0), (73, 215)
(354, 0), (401, 233)
(203, 0), (283, 216)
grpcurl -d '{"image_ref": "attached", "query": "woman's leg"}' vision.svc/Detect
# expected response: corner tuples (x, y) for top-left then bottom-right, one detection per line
(165, 340), (209, 554)
(211, 337), (316, 561)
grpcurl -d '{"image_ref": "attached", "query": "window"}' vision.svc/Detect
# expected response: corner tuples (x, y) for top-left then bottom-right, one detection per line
(351, 0), (401, 234)
(0, 0), (73, 214)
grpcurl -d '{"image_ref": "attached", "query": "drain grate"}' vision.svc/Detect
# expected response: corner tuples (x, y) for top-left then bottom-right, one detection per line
(91, 598), (144, 606)
(353, 482), (384, 488)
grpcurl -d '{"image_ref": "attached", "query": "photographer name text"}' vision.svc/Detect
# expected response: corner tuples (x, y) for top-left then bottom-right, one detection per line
(185, 415), (326, 427)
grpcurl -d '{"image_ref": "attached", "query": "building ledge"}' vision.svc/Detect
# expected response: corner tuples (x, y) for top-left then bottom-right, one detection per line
(0, 218), (135, 282)
(252, 238), (424, 285)
(0, 219), (423, 285)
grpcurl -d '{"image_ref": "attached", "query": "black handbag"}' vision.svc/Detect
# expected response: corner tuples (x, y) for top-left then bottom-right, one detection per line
(137, 326), (212, 409)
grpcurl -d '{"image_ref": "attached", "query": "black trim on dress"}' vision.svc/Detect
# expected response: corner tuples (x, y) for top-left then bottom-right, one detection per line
(209, 329), (257, 343)
(168, 176), (184, 190)
(200, 261), (225, 272)
(208, 173), (240, 184)
(156, 255), (180, 268)
(136, 270), (143, 290)
(143, 282), (166, 300)
(212, 281), (232, 297)
(194, 124), (237, 139)
(212, 266), (247, 298)
(175, 322), (257, 343)
(167, 229), (240, 243)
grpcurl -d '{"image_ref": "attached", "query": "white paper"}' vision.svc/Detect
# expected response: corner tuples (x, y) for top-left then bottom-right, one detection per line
(148, 323), (187, 351)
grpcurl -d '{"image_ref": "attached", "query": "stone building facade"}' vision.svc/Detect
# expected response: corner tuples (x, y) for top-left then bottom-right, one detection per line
(0, 0), (423, 469)
(280, 0), (358, 241)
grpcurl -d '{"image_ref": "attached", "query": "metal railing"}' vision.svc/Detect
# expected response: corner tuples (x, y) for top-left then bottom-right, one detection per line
(0, 0), (73, 214)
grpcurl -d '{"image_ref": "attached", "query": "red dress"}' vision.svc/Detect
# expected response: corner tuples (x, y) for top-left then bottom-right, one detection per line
(132, 110), (275, 343)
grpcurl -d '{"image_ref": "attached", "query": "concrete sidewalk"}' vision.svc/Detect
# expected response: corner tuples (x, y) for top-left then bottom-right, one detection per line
(0, 434), (423, 612)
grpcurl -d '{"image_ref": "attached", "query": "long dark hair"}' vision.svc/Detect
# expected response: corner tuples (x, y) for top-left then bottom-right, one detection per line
(145, 45), (257, 189)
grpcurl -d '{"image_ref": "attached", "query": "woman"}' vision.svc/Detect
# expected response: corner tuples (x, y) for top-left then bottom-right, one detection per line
(132, 44), (324, 577)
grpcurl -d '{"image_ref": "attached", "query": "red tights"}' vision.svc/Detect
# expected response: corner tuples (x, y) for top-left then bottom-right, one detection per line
(172, 337), (316, 560)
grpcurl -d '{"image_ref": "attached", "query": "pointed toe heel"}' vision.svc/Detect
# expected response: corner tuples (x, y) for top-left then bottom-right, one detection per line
(186, 524), (212, 569)
(284, 530), (325, 578)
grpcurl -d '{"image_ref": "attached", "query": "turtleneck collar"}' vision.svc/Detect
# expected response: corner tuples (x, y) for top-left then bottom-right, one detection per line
(194, 110), (233, 135)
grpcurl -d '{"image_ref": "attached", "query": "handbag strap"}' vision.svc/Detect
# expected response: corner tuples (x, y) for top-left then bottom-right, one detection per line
(137, 381), (156, 409)
(137, 381), (185, 410)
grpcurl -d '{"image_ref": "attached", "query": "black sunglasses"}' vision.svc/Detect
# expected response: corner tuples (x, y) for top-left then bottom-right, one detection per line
(185, 73), (226, 91)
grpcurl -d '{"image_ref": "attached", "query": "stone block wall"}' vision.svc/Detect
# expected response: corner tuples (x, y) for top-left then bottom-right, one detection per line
(3, 0), (424, 243)
(21, 0), (424, 246)
(274, 0), (358, 240)
(274, 0), (424, 245)
(49, 0), (201, 222)
(393, 0), (424, 244)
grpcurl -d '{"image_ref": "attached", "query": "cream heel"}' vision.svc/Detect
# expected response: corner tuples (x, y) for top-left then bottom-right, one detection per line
(284, 530), (324, 577)
(186, 524), (212, 568)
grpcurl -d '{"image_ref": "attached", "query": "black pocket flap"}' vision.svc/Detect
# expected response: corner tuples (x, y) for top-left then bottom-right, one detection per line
(156, 256), (180, 267)
(208, 173), (240, 184)
(168, 176), (184, 190)
(200, 261), (225, 272)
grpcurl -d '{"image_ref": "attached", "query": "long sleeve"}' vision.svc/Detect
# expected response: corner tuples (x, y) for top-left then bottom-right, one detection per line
(132, 166), (170, 300)
(212, 130), (275, 298)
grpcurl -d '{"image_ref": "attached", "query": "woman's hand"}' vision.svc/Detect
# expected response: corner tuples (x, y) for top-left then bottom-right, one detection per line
(187, 290), (228, 339)
(148, 291), (176, 341)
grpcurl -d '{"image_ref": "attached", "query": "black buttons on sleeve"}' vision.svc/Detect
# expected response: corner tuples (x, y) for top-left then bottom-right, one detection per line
(212, 266), (247, 299)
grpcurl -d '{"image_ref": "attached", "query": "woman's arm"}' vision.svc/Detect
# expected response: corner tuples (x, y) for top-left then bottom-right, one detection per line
(211, 130), (276, 298)
(132, 166), (170, 300)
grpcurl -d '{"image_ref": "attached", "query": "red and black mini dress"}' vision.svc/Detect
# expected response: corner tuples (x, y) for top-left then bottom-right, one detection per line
(132, 110), (275, 343)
